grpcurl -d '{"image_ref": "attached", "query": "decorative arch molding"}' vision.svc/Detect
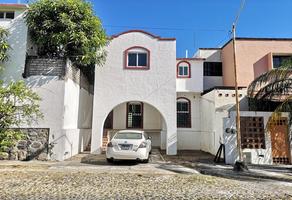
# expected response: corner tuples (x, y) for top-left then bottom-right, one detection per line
(111, 30), (176, 41)
(177, 60), (191, 78)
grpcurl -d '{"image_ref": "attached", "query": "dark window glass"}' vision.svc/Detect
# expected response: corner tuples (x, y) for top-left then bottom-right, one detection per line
(5, 12), (14, 19)
(0, 12), (4, 19)
(127, 103), (143, 128)
(183, 66), (188, 75)
(178, 65), (189, 76)
(273, 56), (292, 68)
(177, 100), (191, 128)
(179, 66), (183, 75)
(128, 53), (137, 66)
(138, 53), (147, 66)
(203, 62), (222, 76)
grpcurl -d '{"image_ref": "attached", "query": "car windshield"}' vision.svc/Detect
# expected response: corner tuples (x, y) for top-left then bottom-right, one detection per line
(114, 132), (142, 139)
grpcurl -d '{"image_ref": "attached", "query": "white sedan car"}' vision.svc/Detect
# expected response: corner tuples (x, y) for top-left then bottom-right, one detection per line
(106, 130), (152, 163)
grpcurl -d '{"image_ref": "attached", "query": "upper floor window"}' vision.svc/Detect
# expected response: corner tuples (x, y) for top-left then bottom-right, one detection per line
(0, 11), (15, 20)
(203, 62), (222, 76)
(273, 55), (292, 68)
(177, 61), (191, 78)
(125, 46), (150, 69)
(177, 98), (191, 128)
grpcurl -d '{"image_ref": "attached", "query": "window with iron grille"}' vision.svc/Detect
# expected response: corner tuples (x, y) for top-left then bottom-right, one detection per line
(177, 98), (191, 128)
(203, 62), (222, 76)
(240, 117), (265, 149)
(127, 102), (143, 128)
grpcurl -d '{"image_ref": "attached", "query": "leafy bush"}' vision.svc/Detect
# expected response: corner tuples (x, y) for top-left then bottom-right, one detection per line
(25, 0), (108, 68)
(0, 81), (43, 155)
(0, 27), (10, 71)
(0, 129), (24, 152)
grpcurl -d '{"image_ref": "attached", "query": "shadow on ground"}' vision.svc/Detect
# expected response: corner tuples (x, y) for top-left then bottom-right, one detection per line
(161, 150), (292, 184)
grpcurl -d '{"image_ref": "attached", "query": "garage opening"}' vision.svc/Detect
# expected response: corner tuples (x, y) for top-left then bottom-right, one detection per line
(102, 101), (167, 151)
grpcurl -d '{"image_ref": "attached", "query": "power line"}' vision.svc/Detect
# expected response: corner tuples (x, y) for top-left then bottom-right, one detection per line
(233, 0), (246, 27)
(103, 25), (227, 32)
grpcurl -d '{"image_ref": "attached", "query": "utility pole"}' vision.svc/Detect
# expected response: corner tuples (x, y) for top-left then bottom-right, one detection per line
(232, 23), (243, 163)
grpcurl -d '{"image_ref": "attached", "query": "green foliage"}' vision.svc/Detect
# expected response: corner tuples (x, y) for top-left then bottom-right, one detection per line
(248, 59), (292, 101)
(0, 81), (43, 153)
(25, 0), (108, 68)
(0, 26), (43, 156)
(0, 81), (43, 128)
(247, 59), (292, 126)
(0, 129), (24, 152)
(0, 27), (10, 71)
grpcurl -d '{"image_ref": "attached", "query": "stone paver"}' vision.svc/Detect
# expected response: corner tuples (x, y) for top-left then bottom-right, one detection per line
(0, 165), (292, 200)
(0, 150), (292, 199)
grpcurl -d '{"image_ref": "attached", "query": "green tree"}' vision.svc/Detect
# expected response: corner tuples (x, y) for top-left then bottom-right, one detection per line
(25, 0), (108, 81)
(0, 27), (10, 71)
(247, 58), (292, 124)
(0, 27), (43, 158)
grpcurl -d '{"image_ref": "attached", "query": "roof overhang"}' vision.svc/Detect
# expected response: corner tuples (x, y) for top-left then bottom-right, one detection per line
(0, 4), (28, 10)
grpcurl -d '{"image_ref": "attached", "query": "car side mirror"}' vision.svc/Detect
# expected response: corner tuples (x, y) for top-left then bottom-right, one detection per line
(148, 136), (152, 140)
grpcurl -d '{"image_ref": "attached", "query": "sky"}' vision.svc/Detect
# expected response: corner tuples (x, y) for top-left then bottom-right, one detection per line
(3, 0), (292, 57)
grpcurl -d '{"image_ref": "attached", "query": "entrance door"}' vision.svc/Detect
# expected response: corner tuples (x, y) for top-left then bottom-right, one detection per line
(127, 102), (143, 129)
(269, 117), (291, 164)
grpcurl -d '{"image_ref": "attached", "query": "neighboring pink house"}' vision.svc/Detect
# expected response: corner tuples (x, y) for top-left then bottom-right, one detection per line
(196, 38), (292, 165)
(221, 38), (292, 87)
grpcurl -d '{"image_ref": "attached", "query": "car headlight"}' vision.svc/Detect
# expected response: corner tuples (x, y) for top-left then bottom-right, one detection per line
(138, 142), (147, 148)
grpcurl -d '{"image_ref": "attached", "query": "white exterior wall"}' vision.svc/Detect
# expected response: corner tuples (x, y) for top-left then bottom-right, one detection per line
(91, 31), (177, 155)
(0, 9), (28, 82)
(194, 49), (221, 61)
(224, 111), (290, 165)
(204, 77), (223, 91)
(176, 60), (204, 92)
(61, 74), (93, 160)
(177, 92), (201, 150)
(194, 49), (224, 90)
(63, 78), (93, 129)
(200, 89), (247, 155)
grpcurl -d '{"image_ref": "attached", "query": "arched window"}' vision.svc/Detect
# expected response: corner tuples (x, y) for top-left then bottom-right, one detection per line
(124, 46), (150, 70)
(177, 97), (191, 128)
(177, 61), (191, 78)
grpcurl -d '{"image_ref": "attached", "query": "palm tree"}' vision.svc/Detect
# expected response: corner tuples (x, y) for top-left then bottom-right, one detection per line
(247, 58), (292, 124)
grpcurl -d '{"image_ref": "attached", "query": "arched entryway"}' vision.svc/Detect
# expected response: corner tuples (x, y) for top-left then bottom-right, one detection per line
(101, 101), (167, 151)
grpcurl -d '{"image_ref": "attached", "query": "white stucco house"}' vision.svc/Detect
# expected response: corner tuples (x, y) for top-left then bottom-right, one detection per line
(0, 4), (92, 161)
(1, 3), (291, 165)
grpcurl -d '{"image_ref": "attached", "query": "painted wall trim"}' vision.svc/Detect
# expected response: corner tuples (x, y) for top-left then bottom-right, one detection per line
(111, 30), (176, 41)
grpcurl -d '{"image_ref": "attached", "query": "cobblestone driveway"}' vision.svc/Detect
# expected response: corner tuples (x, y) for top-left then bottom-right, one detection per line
(0, 152), (292, 200)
